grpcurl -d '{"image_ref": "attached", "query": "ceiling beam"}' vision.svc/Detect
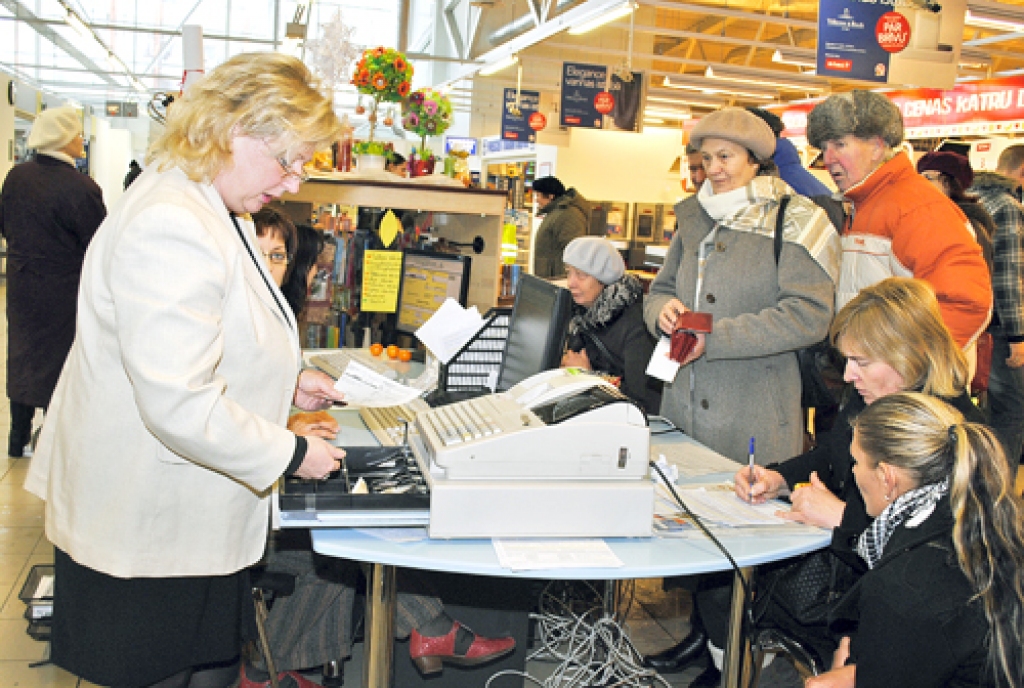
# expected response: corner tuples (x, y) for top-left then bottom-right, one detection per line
(0, 0), (123, 87)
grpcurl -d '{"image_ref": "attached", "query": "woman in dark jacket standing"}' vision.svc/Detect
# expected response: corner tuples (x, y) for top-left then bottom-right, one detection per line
(532, 176), (592, 278)
(0, 106), (105, 457)
(561, 237), (661, 413)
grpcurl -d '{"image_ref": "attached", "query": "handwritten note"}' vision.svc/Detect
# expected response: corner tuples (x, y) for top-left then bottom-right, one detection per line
(361, 250), (403, 312)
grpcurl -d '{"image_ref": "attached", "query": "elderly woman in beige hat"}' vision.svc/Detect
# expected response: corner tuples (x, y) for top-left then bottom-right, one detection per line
(0, 105), (105, 459)
(642, 107), (842, 681)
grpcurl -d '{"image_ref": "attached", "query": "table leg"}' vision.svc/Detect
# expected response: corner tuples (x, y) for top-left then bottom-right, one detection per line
(363, 563), (397, 688)
(722, 567), (753, 688)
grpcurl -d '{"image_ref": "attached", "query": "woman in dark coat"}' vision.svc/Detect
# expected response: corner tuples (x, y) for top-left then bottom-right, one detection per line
(805, 392), (1024, 688)
(0, 106), (105, 457)
(560, 236), (661, 414)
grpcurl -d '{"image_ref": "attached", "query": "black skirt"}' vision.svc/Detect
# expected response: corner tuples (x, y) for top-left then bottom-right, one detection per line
(52, 548), (252, 687)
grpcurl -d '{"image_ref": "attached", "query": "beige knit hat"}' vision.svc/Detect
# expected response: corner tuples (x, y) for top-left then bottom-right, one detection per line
(28, 106), (82, 152)
(690, 107), (776, 160)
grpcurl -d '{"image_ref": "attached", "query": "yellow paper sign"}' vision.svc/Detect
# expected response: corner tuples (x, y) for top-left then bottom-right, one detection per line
(379, 209), (401, 248)
(361, 250), (403, 313)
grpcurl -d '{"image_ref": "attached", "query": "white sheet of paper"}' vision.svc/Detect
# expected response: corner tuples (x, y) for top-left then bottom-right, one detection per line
(492, 539), (624, 571)
(653, 443), (743, 479)
(657, 483), (790, 527)
(414, 298), (487, 363)
(333, 360), (424, 407)
(646, 336), (681, 383)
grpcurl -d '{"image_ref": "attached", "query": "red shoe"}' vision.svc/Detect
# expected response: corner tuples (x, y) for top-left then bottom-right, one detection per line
(238, 663), (324, 688)
(409, 621), (516, 675)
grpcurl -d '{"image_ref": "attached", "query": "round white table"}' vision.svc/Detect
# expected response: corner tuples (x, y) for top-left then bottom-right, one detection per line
(313, 523), (830, 687)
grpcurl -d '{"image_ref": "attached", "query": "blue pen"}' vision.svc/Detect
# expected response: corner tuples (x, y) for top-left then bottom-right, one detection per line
(747, 437), (756, 504)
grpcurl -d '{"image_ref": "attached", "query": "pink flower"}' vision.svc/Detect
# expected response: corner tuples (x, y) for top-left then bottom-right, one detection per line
(423, 100), (438, 116)
(406, 112), (420, 127)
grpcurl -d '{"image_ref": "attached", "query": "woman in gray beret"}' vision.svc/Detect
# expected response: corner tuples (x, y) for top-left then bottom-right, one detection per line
(642, 106), (842, 681)
(561, 236), (661, 413)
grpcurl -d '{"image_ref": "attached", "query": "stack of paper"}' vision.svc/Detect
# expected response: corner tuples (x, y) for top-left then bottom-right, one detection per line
(333, 360), (424, 407)
(414, 298), (487, 363)
(493, 539), (624, 571)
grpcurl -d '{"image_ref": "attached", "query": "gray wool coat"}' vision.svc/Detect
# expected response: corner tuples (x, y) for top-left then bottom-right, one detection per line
(643, 195), (836, 465)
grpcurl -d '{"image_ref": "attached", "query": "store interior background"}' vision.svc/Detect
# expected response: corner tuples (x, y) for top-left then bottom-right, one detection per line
(0, 0), (1023, 214)
(3, 0), (1024, 685)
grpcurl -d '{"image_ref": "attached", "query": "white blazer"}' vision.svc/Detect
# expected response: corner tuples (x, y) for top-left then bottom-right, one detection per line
(25, 166), (302, 578)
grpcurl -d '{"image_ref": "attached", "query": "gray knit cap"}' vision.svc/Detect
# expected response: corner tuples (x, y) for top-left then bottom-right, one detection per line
(806, 91), (904, 150)
(563, 237), (625, 285)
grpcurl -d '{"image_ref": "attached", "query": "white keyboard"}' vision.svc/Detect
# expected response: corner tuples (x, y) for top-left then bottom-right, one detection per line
(416, 396), (506, 447)
(309, 349), (397, 380)
(359, 398), (432, 446)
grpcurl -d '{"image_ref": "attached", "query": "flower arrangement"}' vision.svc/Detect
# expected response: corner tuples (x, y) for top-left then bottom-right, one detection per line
(353, 141), (389, 156)
(351, 46), (413, 102)
(402, 88), (453, 159)
(350, 46), (413, 141)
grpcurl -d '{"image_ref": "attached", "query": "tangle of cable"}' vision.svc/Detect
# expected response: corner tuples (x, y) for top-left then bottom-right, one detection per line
(483, 581), (669, 688)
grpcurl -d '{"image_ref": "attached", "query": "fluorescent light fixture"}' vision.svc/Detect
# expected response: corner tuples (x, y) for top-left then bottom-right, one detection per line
(131, 77), (148, 94)
(965, 9), (1024, 32)
(479, 54), (519, 76)
(705, 64), (827, 92)
(568, 1), (636, 35)
(643, 117), (665, 125)
(772, 48), (816, 69)
(645, 107), (692, 120)
(662, 74), (778, 100)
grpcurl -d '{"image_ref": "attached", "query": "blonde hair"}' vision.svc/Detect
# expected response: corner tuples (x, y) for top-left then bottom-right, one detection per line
(147, 52), (341, 183)
(830, 277), (968, 397)
(854, 393), (1024, 688)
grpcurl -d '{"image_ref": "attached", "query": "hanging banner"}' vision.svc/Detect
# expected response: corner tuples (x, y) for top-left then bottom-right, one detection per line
(817, 0), (965, 89)
(768, 75), (1024, 140)
(501, 88), (541, 142)
(561, 62), (608, 128)
(608, 71), (644, 132)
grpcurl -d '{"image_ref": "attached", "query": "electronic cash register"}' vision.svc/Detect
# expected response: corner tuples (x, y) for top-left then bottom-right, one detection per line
(275, 369), (654, 538)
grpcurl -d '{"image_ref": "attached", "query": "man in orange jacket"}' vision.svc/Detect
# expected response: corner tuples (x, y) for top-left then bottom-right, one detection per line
(806, 91), (992, 352)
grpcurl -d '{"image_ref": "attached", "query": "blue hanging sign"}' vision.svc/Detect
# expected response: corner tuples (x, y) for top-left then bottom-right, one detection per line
(560, 62), (608, 128)
(501, 88), (541, 142)
(817, 0), (892, 83)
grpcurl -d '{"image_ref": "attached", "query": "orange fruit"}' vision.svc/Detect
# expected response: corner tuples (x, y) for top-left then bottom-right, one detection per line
(369, 343), (384, 357)
(398, 349), (412, 362)
(386, 345), (400, 359)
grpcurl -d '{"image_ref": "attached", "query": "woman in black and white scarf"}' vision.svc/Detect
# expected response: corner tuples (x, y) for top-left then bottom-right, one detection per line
(808, 392), (1024, 688)
(560, 237), (661, 414)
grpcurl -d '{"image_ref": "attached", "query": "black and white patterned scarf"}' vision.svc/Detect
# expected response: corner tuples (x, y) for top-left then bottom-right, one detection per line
(856, 479), (949, 570)
(567, 273), (644, 337)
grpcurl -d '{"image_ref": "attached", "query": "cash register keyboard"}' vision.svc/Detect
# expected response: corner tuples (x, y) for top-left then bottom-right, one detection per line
(417, 396), (505, 447)
(359, 398), (432, 446)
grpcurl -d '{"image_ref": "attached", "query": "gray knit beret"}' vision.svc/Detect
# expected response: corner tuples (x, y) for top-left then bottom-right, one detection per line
(690, 107), (776, 160)
(806, 91), (904, 150)
(28, 106), (82, 152)
(563, 237), (625, 285)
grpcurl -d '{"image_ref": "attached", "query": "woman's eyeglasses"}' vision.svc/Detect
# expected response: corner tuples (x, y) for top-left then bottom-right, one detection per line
(262, 250), (291, 266)
(275, 155), (310, 183)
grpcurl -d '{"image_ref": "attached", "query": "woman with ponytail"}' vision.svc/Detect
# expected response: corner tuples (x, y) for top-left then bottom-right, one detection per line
(807, 392), (1024, 688)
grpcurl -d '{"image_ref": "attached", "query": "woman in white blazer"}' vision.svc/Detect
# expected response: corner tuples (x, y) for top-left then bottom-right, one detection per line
(23, 52), (345, 688)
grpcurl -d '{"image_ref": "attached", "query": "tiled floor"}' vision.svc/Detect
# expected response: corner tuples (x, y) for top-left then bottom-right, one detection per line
(0, 281), (704, 687)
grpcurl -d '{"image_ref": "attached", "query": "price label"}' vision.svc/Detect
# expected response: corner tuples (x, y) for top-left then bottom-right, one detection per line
(876, 12), (911, 53)
(594, 91), (616, 115)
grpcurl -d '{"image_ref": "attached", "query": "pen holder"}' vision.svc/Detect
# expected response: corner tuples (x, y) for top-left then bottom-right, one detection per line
(669, 311), (713, 363)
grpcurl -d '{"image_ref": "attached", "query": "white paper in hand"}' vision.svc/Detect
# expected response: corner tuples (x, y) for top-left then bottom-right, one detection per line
(646, 336), (681, 383)
(414, 298), (487, 363)
(333, 360), (423, 407)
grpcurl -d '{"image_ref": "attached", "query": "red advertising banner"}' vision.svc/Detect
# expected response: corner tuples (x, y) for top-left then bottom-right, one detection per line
(768, 75), (1024, 139)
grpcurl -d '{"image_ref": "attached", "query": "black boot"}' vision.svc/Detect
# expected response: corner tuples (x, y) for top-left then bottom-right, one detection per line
(690, 664), (722, 687)
(643, 606), (709, 673)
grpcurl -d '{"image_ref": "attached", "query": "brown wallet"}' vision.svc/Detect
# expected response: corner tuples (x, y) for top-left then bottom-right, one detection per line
(669, 311), (713, 363)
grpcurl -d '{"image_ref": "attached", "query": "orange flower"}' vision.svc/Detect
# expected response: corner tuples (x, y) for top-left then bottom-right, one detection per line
(394, 56), (407, 72)
(373, 46), (385, 57)
(397, 81), (411, 97)
(356, 69), (370, 86)
(372, 73), (388, 91)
